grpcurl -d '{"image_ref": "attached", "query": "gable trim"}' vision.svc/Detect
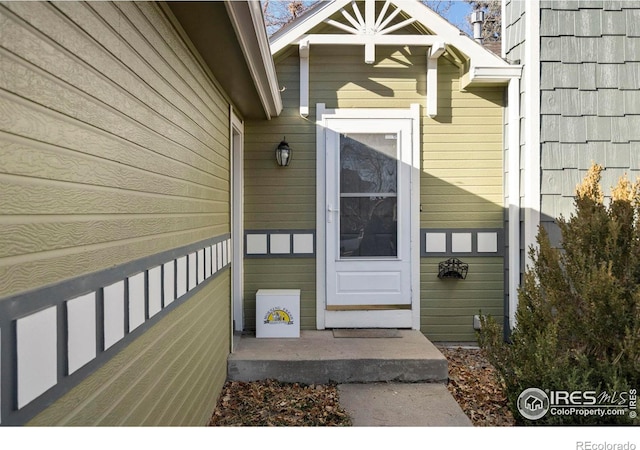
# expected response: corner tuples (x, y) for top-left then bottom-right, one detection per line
(270, 0), (353, 54)
(271, 0), (513, 70)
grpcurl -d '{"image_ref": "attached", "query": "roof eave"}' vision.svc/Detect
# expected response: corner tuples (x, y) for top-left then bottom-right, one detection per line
(166, 1), (282, 120)
(226, 1), (283, 119)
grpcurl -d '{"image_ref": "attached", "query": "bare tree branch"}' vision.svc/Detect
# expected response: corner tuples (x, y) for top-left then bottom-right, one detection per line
(262, 0), (321, 36)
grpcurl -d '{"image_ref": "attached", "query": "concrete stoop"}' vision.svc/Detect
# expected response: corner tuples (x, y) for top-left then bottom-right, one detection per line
(227, 330), (448, 384)
(227, 330), (473, 426)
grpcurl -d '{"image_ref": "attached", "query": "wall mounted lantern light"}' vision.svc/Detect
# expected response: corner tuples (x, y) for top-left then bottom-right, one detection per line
(275, 138), (292, 167)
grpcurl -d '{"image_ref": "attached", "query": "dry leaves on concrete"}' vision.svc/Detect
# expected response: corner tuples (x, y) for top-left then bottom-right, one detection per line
(209, 379), (352, 426)
(438, 345), (515, 426)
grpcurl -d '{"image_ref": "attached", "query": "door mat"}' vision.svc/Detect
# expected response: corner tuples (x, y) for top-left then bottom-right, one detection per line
(332, 329), (401, 338)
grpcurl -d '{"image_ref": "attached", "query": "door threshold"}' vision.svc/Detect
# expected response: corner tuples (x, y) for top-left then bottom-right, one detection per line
(326, 304), (411, 311)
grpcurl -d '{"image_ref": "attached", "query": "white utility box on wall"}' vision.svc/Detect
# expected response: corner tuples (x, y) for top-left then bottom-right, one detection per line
(255, 289), (300, 338)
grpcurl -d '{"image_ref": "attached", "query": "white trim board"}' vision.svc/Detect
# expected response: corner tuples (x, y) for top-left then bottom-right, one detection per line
(523, 0), (541, 269)
(231, 108), (245, 335)
(507, 77), (521, 330)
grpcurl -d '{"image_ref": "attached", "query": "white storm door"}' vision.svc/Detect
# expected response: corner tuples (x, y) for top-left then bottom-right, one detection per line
(325, 118), (412, 307)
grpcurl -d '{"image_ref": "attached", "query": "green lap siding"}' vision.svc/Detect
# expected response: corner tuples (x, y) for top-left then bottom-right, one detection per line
(246, 44), (505, 339)
(421, 257), (504, 342)
(243, 259), (316, 331)
(1, 1), (232, 425)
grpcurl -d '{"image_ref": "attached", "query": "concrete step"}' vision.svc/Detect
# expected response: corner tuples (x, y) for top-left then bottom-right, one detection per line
(227, 330), (448, 384)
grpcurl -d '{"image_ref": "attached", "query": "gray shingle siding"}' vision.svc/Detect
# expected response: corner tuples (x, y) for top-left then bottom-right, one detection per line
(580, 38), (599, 62)
(504, 0), (526, 57)
(602, 9), (625, 35)
(576, 8), (602, 36)
(537, 0), (640, 234)
(627, 9), (640, 36)
(618, 62), (640, 90)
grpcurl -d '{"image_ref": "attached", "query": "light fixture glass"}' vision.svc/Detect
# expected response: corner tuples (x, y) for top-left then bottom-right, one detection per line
(275, 139), (292, 167)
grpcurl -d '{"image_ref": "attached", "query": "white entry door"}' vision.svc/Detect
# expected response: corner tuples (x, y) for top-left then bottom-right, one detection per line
(322, 114), (417, 329)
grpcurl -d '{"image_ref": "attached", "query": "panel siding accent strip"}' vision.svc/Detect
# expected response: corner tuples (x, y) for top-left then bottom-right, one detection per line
(421, 228), (504, 257)
(245, 230), (316, 257)
(0, 234), (231, 426)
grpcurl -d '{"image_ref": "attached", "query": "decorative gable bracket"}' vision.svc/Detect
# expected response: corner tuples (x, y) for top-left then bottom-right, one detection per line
(297, 34), (445, 118)
(271, 0), (521, 118)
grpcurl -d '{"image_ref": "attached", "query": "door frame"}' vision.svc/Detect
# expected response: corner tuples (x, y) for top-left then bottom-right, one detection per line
(315, 103), (421, 330)
(231, 108), (244, 336)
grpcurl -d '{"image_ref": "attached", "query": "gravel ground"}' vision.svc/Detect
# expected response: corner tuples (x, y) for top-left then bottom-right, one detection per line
(209, 345), (514, 426)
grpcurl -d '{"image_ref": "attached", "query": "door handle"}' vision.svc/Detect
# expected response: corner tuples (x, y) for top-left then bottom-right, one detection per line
(327, 204), (340, 223)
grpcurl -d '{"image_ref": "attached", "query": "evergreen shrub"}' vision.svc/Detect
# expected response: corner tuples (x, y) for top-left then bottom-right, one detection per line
(478, 164), (640, 425)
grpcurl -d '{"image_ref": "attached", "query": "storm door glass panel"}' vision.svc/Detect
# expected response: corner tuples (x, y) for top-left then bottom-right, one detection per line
(339, 133), (398, 257)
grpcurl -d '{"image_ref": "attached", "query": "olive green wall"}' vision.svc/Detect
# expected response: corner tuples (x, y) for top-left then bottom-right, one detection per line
(245, 44), (505, 341)
(421, 257), (503, 341)
(0, 2), (231, 297)
(28, 275), (230, 426)
(1, 2), (232, 425)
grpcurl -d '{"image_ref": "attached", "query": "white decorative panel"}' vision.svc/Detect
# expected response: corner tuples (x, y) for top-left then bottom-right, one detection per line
(197, 249), (205, 283)
(246, 234), (267, 254)
(293, 234), (314, 254)
(217, 242), (223, 269)
(451, 233), (472, 253)
(148, 266), (162, 318)
(337, 272), (401, 293)
(66, 292), (96, 375)
(425, 232), (446, 253)
(205, 246), (212, 277)
(188, 252), (197, 290)
(17, 306), (57, 409)
(270, 234), (290, 254)
(163, 260), (175, 305)
(176, 256), (187, 297)
(222, 240), (228, 266)
(477, 232), (498, 253)
(212, 245), (218, 273)
(104, 280), (125, 350)
(128, 272), (145, 332)
(227, 239), (232, 263)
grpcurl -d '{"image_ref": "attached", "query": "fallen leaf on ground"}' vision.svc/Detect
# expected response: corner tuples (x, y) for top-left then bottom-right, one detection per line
(209, 346), (515, 426)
